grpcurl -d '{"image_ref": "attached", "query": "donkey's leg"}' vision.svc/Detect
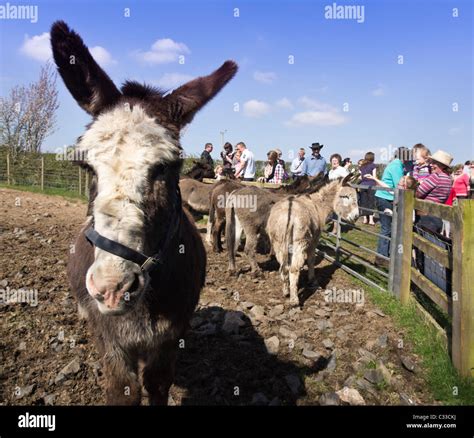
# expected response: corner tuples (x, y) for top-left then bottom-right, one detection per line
(289, 267), (300, 306)
(103, 348), (141, 405)
(212, 216), (224, 252)
(143, 340), (178, 406)
(205, 219), (213, 245)
(307, 243), (317, 285)
(244, 232), (261, 274)
(280, 266), (290, 298)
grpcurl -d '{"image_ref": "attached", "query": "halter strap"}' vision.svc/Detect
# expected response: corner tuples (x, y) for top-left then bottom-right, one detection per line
(85, 188), (181, 274)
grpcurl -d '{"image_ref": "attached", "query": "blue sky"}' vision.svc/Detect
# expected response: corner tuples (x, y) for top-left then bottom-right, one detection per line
(0, 0), (472, 163)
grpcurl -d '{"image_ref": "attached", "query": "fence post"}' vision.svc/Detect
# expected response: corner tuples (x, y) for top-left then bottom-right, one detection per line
(335, 214), (341, 264)
(7, 153), (10, 185)
(85, 171), (89, 198)
(389, 189), (414, 304)
(41, 156), (44, 191)
(451, 199), (474, 377)
(78, 167), (82, 196)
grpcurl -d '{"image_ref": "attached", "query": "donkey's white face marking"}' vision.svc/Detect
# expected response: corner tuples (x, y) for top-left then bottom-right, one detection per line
(78, 104), (180, 259)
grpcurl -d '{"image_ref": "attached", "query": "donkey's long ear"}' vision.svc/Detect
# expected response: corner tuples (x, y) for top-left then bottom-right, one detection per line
(164, 60), (238, 127)
(50, 21), (121, 116)
(342, 171), (359, 186)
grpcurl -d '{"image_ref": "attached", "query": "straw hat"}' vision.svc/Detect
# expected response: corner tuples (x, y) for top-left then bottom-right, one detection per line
(429, 150), (453, 168)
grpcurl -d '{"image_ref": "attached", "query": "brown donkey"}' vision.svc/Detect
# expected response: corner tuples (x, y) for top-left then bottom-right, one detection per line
(51, 21), (237, 405)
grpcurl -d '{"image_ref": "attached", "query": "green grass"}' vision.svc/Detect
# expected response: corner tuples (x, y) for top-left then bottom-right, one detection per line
(353, 277), (474, 405)
(0, 183), (87, 202)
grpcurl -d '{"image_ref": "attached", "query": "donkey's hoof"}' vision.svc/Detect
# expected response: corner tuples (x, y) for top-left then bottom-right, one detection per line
(289, 298), (299, 307)
(307, 279), (319, 288)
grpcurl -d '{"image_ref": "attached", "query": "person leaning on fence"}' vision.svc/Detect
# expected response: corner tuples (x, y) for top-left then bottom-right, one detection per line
(220, 142), (234, 170)
(415, 150), (453, 234)
(372, 146), (410, 265)
(258, 150), (285, 184)
(290, 148), (307, 179)
(234, 141), (256, 181)
(359, 152), (377, 225)
(449, 164), (470, 202)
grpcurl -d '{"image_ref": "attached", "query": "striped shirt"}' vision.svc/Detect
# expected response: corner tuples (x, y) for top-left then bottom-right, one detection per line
(416, 171), (452, 204)
(413, 163), (431, 181)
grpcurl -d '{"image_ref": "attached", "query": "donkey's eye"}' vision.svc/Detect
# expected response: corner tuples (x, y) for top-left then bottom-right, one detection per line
(76, 160), (95, 173)
(150, 164), (166, 180)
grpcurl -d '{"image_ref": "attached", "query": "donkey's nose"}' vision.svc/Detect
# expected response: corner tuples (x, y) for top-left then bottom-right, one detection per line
(88, 270), (141, 310)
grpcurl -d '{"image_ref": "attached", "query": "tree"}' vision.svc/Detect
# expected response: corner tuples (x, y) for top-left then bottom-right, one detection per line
(0, 63), (59, 156)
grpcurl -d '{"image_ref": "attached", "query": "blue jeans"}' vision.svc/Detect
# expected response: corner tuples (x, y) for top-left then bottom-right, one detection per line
(376, 197), (393, 257)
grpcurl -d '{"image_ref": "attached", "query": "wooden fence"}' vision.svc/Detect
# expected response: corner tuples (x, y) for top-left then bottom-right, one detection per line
(392, 190), (474, 378)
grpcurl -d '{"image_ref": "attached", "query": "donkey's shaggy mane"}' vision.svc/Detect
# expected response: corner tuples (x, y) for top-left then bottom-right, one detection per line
(121, 81), (165, 100)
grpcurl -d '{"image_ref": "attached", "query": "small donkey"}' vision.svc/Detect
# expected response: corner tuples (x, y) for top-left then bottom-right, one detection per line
(266, 174), (359, 306)
(51, 21), (237, 404)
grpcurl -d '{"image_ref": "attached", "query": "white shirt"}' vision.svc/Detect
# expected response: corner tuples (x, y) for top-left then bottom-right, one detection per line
(241, 149), (256, 179)
(328, 166), (349, 180)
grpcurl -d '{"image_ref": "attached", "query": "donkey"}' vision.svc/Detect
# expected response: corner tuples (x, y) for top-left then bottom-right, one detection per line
(184, 160), (215, 180)
(208, 178), (242, 252)
(179, 177), (214, 220)
(52, 21), (237, 404)
(266, 174), (359, 306)
(225, 175), (322, 274)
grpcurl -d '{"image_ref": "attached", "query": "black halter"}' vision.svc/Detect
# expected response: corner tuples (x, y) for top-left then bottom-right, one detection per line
(85, 188), (182, 274)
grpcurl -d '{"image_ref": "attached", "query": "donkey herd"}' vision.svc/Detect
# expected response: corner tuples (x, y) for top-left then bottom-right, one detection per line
(52, 21), (359, 405)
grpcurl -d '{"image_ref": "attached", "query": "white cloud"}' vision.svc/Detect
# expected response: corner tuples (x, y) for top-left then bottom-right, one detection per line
(154, 73), (194, 89)
(448, 126), (462, 135)
(253, 70), (277, 84)
(21, 33), (116, 67)
(286, 110), (346, 127)
(371, 84), (386, 97)
(90, 46), (116, 67)
(347, 149), (368, 159)
(275, 97), (294, 110)
(243, 99), (271, 118)
(135, 38), (190, 64)
(297, 96), (333, 111)
(20, 32), (51, 62)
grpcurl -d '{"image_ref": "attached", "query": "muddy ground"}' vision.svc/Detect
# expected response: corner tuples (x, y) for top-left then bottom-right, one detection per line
(0, 188), (435, 405)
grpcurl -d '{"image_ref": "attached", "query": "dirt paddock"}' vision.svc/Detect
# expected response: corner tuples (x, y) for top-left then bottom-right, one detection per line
(0, 188), (434, 405)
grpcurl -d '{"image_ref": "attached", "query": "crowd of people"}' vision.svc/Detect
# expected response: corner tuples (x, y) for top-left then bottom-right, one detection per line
(199, 141), (474, 260)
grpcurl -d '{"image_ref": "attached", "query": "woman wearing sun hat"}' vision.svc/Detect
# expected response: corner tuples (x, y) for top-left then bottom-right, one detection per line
(415, 150), (453, 233)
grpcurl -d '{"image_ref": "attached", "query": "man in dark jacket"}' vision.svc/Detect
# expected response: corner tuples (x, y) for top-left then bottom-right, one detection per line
(200, 143), (214, 167)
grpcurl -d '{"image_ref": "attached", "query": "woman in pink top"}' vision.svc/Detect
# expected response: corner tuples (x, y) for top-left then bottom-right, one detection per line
(451, 164), (470, 200)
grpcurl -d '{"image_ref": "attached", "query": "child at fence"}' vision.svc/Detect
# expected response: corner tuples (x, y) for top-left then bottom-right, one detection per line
(412, 145), (432, 181)
(232, 149), (243, 178)
(214, 165), (225, 180)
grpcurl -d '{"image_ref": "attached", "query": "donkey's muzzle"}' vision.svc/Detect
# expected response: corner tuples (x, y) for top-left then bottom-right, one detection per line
(87, 269), (143, 314)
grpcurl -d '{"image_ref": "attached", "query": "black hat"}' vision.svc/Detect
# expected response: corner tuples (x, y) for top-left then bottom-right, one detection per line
(310, 142), (324, 150)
